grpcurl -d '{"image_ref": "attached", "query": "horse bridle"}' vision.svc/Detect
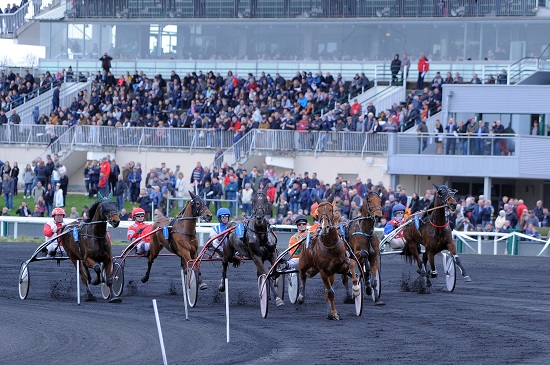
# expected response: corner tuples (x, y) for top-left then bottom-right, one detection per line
(252, 192), (268, 220)
(429, 188), (457, 228)
(317, 202), (335, 230)
(176, 195), (209, 221)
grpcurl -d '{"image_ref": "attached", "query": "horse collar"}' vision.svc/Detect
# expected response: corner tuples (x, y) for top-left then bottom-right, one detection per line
(429, 220), (449, 229)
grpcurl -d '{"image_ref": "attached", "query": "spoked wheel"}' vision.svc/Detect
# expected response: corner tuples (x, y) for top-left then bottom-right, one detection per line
(288, 272), (299, 304)
(355, 274), (364, 316)
(112, 261), (124, 298)
(258, 274), (269, 318)
(187, 269), (199, 308)
(100, 263), (110, 300)
(275, 274), (284, 302)
(371, 266), (381, 302)
(442, 253), (456, 292)
(18, 263), (30, 300)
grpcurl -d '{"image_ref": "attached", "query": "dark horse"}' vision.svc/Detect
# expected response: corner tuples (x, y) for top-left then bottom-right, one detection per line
(298, 194), (351, 320)
(218, 191), (281, 305)
(143, 191), (213, 284)
(347, 190), (384, 304)
(59, 197), (121, 302)
(402, 182), (470, 284)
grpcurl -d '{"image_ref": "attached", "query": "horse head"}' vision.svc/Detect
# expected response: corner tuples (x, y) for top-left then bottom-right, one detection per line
(89, 197), (120, 227)
(433, 182), (458, 212)
(187, 191), (213, 222)
(314, 195), (335, 235)
(252, 191), (269, 223)
(363, 191), (383, 220)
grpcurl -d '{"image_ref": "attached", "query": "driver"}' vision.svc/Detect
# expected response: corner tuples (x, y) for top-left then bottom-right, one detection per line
(208, 207), (231, 256)
(43, 207), (67, 257)
(384, 204), (407, 250)
(285, 214), (309, 269)
(127, 207), (153, 255)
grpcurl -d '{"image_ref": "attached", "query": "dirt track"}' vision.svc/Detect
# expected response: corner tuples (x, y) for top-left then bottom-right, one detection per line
(1, 242), (549, 365)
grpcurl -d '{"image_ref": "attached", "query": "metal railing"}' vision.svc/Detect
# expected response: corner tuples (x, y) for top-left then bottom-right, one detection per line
(38, 59), (521, 85)
(64, 0), (540, 19)
(391, 132), (518, 156)
(0, 124), (70, 146)
(0, 2), (29, 35)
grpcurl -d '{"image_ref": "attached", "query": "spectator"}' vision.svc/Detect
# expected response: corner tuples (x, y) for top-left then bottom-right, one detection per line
(390, 54), (401, 85)
(114, 174), (127, 212)
(69, 207), (80, 219)
(99, 53), (113, 73)
(416, 52), (429, 89)
(15, 201), (31, 217)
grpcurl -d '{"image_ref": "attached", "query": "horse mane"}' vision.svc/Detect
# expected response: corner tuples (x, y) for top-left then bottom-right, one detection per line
(86, 200), (101, 222)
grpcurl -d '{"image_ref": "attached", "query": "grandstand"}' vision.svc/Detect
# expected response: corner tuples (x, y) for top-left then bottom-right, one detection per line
(0, 0), (549, 210)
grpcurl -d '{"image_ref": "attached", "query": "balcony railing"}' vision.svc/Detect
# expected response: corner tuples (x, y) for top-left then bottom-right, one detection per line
(0, 2), (30, 35)
(64, 0), (540, 20)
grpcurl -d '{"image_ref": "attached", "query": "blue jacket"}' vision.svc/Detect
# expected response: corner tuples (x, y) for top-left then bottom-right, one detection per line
(225, 181), (238, 199)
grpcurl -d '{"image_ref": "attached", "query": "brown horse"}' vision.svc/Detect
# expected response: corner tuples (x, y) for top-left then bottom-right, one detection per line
(218, 191), (281, 304)
(347, 190), (384, 304)
(298, 194), (351, 320)
(59, 197), (121, 302)
(142, 191), (213, 284)
(402, 182), (470, 285)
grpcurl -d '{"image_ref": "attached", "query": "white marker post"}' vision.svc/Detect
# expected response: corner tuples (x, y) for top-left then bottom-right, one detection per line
(225, 278), (230, 343)
(180, 268), (189, 320)
(152, 299), (168, 365)
(76, 260), (80, 305)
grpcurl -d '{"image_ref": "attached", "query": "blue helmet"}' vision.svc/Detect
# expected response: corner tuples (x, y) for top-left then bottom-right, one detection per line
(392, 204), (406, 215)
(216, 207), (231, 220)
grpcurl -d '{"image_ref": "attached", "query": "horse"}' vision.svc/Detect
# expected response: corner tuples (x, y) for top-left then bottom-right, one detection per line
(297, 194), (351, 320)
(402, 182), (470, 285)
(142, 191), (213, 285)
(347, 190), (384, 304)
(218, 191), (281, 305)
(59, 197), (121, 302)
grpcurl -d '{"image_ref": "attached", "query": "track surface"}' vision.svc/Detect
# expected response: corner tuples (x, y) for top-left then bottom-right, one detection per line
(2, 242), (550, 365)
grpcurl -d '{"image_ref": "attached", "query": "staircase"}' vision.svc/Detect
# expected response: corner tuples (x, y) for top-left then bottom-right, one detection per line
(16, 81), (92, 125)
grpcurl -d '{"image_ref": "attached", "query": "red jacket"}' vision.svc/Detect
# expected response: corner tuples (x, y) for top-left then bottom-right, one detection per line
(127, 221), (153, 242)
(44, 221), (63, 239)
(418, 57), (429, 73)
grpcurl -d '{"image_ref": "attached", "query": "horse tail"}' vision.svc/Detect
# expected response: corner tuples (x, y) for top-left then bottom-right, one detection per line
(401, 242), (415, 264)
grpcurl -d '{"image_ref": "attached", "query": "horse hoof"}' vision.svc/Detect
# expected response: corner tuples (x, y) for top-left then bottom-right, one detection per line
(343, 295), (354, 304)
(141, 276), (149, 284)
(218, 285), (225, 292)
(374, 299), (386, 306)
(297, 295), (304, 305)
(276, 297), (285, 307)
(463, 275), (472, 282)
(416, 269), (423, 275)
(85, 295), (97, 302)
(352, 284), (360, 297)
(199, 283), (208, 290)
(109, 297), (122, 304)
(365, 285), (372, 296)
(327, 313), (341, 320)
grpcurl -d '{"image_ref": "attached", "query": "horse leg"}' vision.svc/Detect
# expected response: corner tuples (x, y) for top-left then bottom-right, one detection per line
(322, 273), (339, 320)
(142, 235), (161, 283)
(428, 251), (438, 278)
(369, 248), (384, 305)
(86, 258), (101, 286)
(71, 257), (96, 302)
(447, 242), (471, 281)
(422, 251), (433, 287)
(218, 260), (228, 292)
(360, 249), (372, 296)
(342, 260), (355, 304)
(297, 259), (308, 305)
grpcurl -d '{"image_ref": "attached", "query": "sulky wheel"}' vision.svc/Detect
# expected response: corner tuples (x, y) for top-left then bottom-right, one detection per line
(288, 272), (299, 304)
(258, 274), (269, 318)
(112, 261), (125, 298)
(355, 274), (364, 316)
(187, 269), (199, 308)
(443, 253), (456, 292)
(18, 263), (30, 300)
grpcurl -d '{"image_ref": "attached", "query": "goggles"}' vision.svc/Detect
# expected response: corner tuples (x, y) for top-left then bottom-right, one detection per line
(134, 214), (145, 218)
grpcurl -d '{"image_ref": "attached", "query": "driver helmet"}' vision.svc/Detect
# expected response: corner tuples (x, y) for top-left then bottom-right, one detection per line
(392, 204), (406, 216)
(216, 207), (231, 221)
(52, 207), (66, 217)
(294, 214), (308, 226)
(132, 207), (146, 219)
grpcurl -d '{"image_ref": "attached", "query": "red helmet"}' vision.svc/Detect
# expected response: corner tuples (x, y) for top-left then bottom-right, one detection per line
(52, 207), (66, 216)
(132, 208), (146, 219)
